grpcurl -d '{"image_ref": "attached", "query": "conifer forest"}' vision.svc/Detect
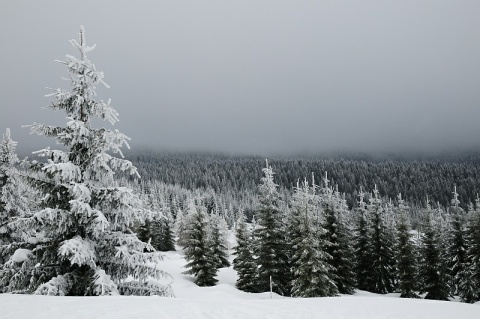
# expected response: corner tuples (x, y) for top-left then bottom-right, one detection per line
(1, 10), (480, 319)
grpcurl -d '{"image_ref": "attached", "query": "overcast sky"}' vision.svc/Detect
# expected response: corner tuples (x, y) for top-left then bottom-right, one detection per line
(1, 1), (480, 155)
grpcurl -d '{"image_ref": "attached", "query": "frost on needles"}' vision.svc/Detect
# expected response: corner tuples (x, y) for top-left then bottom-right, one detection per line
(0, 26), (173, 296)
(0, 128), (34, 265)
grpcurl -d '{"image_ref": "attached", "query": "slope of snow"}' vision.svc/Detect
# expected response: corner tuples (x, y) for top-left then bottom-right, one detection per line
(2, 248), (480, 319)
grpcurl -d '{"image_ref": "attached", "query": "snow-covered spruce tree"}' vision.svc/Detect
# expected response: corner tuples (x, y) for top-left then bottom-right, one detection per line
(321, 173), (356, 295)
(365, 185), (396, 294)
(232, 211), (258, 292)
(460, 197), (480, 303)
(0, 129), (33, 266)
(173, 205), (187, 245)
(290, 178), (338, 297)
(169, 194), (180, 221)
(0, 129), (32, 219)
(210, 213), (230, 268)
(139, 206), (175, 252)
(182, 199), (218, 286)
(446, 186), (468, 296)
(418, 200), (450, 301)
(135, 184), (155, 244)
(255, 160), (291, 296)
(353, 188), (372, 291)
(0, 27), (172, 296)
(152, 211), (176, 252)
(395, 194), (419, 298)
(141, 191), (175, 252)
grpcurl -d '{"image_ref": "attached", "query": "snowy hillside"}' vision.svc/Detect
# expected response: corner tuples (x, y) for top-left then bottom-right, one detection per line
(2, 248), (479, 319)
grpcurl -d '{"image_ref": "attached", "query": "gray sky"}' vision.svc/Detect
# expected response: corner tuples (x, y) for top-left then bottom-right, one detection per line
(1, 1), (480, 155)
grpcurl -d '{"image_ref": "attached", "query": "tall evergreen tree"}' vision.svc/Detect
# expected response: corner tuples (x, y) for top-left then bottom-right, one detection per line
(460, 196), (480, 303)
(182, 200), (218, 286)
(418, 200), (450, 301)
(0, 27), (172, 296)
(136, 186), (154, 244)
(176, 198), (192, 248)
(210, 213), (230, 268)
(321, 173), (356, 294)
(290, 178), (338, 297)
(446, 187), (468, 296)
(255, 160), (290, 295)
(0, 129), (33, 266)
(395, 194), (419, 298)
(354, 187), (372, 291)
(151, 200), (176, 252)
(365, 185), (396, 294)
(232, 211), (258, 292)
(0, 130), (32, 222)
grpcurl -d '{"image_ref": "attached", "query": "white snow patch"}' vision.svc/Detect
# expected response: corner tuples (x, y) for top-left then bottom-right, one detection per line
(27, 237), (39, 244)
(2, 248), (479, 319)
(11, 248), (31, 263)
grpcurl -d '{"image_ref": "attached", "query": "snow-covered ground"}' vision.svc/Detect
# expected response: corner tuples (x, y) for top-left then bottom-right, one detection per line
(2, 248), (480, 319)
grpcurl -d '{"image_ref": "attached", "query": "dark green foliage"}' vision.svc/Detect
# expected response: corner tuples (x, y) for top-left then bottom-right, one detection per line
(136, 214), (176, 252)
(290, 180), (338, 297)
(446, 211), (467, 296)
(152, 216), (176, 252)
(460, 206), (480, 303)
(255, 207), (291, 295)
(395, 208), (419, 298)
(323, 205), (356, 294)
(365, 188), (396, 294)
(182, 204), (218, 287)
(291, 218), (337, 297)
(233, 214), (258, 292)
(354, 191), (372, 291)
(255, 162), (291, 296)
(419, 209), (450, 301)
(209, 214), (230, 268)
(136, 220), (152, 244)
(136, 185), (176, 252)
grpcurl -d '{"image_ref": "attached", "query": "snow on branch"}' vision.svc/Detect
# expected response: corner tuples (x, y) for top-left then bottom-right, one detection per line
(91, 210), (110, 235)
(34, 208), (71, 230)
(92, 269), (119, 295)
(43, 161), (81, 183)
(69, 183), (92, 202)
(94, 99), (118, 125)
(66, 117), (91, 143)
(27, 123), (66, 140)
(58, 236), (96, 268)
(34, 274), (74, 296)
(69, 25), (97, 57)
(11, 248), (32, 263)
(69, 199), (94, 218)
(33, 148), (69, 163)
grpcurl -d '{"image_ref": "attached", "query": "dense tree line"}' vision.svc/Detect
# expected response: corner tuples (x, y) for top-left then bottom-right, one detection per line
(132, 161), (480, 303)
(230, 165), (480, 302)
(127, 150), (480, 213)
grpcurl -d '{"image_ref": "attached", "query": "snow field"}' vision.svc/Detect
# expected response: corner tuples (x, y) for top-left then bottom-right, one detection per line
(2, 248), (479, 319)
